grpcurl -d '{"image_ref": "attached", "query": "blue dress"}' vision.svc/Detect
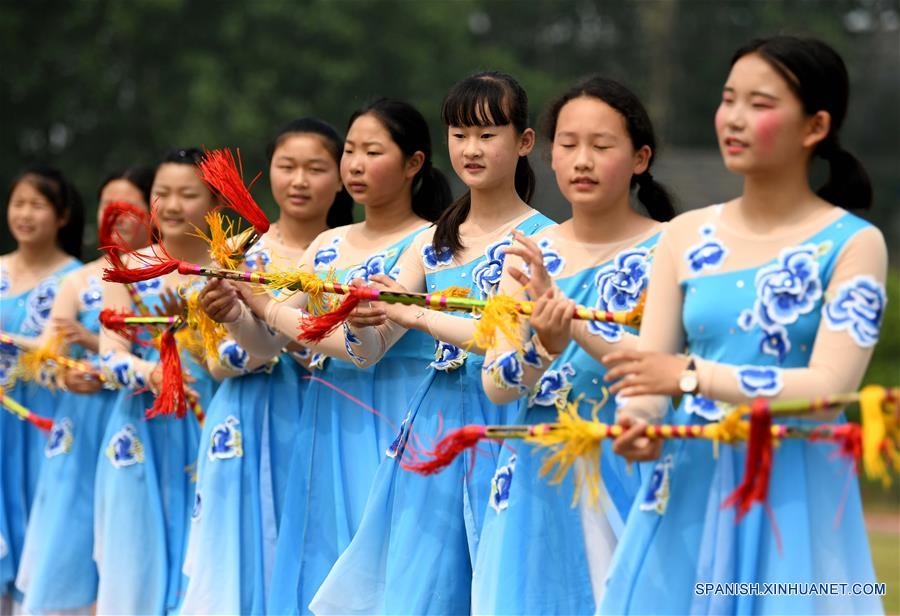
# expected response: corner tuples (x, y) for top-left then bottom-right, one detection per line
(15, 271), (116, 612)
(601, 211), (883, 615)
(0, 258), (80, 600)
(472, 234), (660, 614)
(93, 276), (219, 615)
(180, 239), (314, 615)
(310, 212), (555, 615)
(267, 227), (436, 615)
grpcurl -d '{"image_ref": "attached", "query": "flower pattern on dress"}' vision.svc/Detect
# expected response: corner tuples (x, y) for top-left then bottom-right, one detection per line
(217, 339), (249, 372)
(344, 251), (400, 283)
(191, 491), (202, 521)
(422, 243), (453, 270)
(133, 278), (163, 297)
(106, 424), (145, 468)
(208, 416), (243, 460)
(472, 236), (513, 299)
(735, 365), (784, 397)
(737, 244), (824, 363)
(80, 276), (103, 311)
(244, 248), (272, 271)
(0, 267), (9, 296)
(683, 394), (726, 422)
(343, 322), (365, 366)
(522, 238), (566, 278)
(685, 224), (728, 273)
(0, 341), (18, 387)
(587, 246), (652, 342)
(314, 237), (341, 270)
(21, 278), (60, 336)
(489, 454), (516, 513)
(45, 417), (74, 458)
(483, 350), (527, 393)
(528, 362), (576, 410)
(429, 341), (467, 372)
(640, 454), (673, 515)
(100, 353), (146, 389)
(386, 410), (412, 459)
(824, 275), (886, 348)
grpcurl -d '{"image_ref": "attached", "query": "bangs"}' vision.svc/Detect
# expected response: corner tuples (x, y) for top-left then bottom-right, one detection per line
(441, 76), (512, 128)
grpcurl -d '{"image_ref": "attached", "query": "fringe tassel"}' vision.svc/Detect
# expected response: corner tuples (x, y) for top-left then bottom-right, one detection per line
(400, 425), (488, 475)
(859, 385), (894, 486)
(98, 309), (152, 346)
(99, 201), (150, 270)
(297, 293), (362, 343)
(723, 398), (774, 520)
(471, 294), (525, 351)
(197, 148), (270, 235)
(263, 269), (330, 315)
(194, 210), (246, 270)
(185, 291), (228, 359)
(145, 328), (188, 419)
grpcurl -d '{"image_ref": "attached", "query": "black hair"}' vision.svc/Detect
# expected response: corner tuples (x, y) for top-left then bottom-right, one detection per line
(7, 165), (85, 260)
(348, 98), (452, 224)
(542, 75), (676, 223)
(267, 118), (355, 228)
(731, 36), (872, 210)
(97, 166), (155, 206)
(435, 71), (536, 256)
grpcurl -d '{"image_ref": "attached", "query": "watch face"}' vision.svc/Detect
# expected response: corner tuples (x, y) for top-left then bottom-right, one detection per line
(680, 373), (698, 393)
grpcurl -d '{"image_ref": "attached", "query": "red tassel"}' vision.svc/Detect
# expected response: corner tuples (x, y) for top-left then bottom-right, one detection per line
(723, 397), (773, 520)
(98, 308), (150, 346)
(297, 294), (363, 343)
(401, 425), (488, 475)
(811, 423), (863, 467)
(198, 148), (270, 234)
(145, 328), (188, 419)
(103, 259), (181, 284)
(99, 201), (150, 269)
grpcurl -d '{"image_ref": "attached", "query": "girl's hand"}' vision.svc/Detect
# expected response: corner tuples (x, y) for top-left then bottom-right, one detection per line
(347, 277), (387, 328)
(198, 278), (242, 324)
(155, 288), (187, 317)
(503, 230), (553, 299)
(602, 350), (690, 397)
(365, 274), (418, 328)
(63, 366), (103, 394)
(530, 288), (575, 355)
(53, 317), (100, 352)
(612, 414), (662, 462)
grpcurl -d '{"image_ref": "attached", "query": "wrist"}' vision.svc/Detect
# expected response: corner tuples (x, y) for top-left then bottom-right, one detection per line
(530, 332), (561, 363)
(677, 355), (699, 395)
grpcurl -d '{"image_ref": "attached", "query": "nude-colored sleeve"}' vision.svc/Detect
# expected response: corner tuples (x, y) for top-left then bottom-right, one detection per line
(616, 227), (685, 423)
(695, 226), (888, 409)
(26, 268), (84, 351)
(98, 277), (158, 389)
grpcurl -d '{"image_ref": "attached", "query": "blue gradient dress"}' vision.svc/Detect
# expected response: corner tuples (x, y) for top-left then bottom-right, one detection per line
(0, 257), (80, 601)
(310, 212), (554, 615)
(601, 210), (884, 615)
(268, 227), (435, 615)
(472, 233), (660, 615)
(93, 276), (218, 615)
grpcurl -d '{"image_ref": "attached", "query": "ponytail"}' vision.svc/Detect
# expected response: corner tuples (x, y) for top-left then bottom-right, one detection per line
(514, 157), (535, 205)
(412, 161), (453, 223)
(816, 139), (872, 211)
(634, 171), (676, 222)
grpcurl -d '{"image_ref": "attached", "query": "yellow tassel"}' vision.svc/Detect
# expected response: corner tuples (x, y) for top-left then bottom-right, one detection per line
(191, 211), (248, 270)
(435, 286), (471, 298)
(524, 402), (605, 507)
(470, 294), (524, 351)
(262, 269), (330, 315)
(17, 336), (64, 389)
(184, 291), (229, 360)
(859, 385), (890, 487)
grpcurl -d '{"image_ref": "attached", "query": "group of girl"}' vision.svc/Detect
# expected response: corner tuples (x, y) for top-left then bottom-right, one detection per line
(0, 34), (887, 615)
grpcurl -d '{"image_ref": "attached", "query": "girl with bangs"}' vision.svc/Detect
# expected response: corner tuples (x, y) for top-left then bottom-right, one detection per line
(310, 71), (555, 615)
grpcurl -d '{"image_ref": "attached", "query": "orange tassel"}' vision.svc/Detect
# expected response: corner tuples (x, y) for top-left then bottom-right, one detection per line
(401, 425), (487, 475)
(145, 328), (188, 419)
(197, 149), (270, 235)
(723, 397), (774, 520)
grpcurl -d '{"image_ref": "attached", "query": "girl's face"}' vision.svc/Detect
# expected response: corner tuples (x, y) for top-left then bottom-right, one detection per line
(269, 133), (343, 223)
(341, 113), (419, 209)
(97, 179), (150, 251)
(447, 120), (534, 192)
(551, 96), (649, 213)
(715, 53), (826, 175)
(150, 163), (215, 238)
(7, 178), (66, 249)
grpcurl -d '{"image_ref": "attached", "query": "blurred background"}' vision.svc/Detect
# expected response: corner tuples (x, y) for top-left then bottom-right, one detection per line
(1, 0), (898, 604)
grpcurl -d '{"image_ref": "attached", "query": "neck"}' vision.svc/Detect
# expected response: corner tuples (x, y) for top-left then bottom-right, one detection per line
(738, 163), (821, 231)
(467, 182), (530, 227)
(362, 192), (419, 235)
(14, 242), (67, 269)
(162, 235), (210, 266)
(275, 214), (328, 250)
(568, 196), (649, 244)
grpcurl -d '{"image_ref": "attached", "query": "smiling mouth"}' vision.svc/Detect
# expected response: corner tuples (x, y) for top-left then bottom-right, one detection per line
(348, 182), (367, 191)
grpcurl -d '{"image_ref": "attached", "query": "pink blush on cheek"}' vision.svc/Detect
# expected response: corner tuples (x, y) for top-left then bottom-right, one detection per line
(752, 110), (784, 155)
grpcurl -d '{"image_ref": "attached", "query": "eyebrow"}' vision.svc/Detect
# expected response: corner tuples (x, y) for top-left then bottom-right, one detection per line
(723, 86), (780, 101)
(556, 130), (618, 139)
(344, 139), (383, 147)
(274, 155), (330, 164)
